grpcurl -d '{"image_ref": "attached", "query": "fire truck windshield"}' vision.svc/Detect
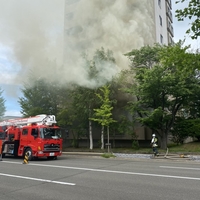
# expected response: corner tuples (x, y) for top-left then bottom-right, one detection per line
(40, 128), (61, 139)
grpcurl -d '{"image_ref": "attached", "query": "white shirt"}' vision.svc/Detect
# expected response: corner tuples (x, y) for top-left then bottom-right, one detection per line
(151, 137), (158, 147)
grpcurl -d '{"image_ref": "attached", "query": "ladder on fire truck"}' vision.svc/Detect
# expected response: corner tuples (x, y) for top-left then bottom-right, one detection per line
(0, 114), (57, 127)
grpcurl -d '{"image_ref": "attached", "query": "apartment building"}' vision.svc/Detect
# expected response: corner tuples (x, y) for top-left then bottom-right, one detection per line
(155, 0), (174, 44)
(63, 0), (174, 147)
(64, 0), (173, 50)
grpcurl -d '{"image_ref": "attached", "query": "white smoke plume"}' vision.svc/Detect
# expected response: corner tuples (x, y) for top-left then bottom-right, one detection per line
(0, 0), (155, 89)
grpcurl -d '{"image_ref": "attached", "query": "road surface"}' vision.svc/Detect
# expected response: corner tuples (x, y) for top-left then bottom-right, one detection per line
(0, 155), (200, 200)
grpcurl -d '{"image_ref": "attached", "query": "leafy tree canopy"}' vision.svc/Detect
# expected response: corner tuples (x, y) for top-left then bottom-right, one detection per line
(171, 117), (200, 144)
(18, 79), (61, 117)
(176, 0), (200, 39)
(124, 42), (200, 149)
(90, 85), (116, 127)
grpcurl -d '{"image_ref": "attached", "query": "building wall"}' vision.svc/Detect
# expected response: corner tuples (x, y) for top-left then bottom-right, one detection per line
(154, 0), (168, 44)
(63, 0), (174, 148)
(64, 0), (174, 52)
(64, 0), (158, 69)
(154, 0), (174, 45)
(63, 0), (174, 79)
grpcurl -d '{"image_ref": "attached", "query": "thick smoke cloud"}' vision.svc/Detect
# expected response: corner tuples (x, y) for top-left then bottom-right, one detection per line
(0, 0), (155, 89)
(64, 0), (155, 87)
(0, 0), (64, 88)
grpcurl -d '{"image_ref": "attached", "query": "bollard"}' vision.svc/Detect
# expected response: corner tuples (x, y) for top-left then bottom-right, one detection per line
(23, 152), (29, 164)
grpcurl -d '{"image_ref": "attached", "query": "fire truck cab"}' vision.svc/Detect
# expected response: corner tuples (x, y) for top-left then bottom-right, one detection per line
(0, 114), (62, 160)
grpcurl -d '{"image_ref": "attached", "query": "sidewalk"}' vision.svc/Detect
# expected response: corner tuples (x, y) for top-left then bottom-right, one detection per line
(62, 151), (200, 161)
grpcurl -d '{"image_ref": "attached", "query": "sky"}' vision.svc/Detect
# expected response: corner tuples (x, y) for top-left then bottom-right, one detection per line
(0, 0), (199, 117)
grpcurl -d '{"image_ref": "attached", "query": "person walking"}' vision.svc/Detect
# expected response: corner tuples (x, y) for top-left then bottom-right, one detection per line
(151, 134), (159, 157)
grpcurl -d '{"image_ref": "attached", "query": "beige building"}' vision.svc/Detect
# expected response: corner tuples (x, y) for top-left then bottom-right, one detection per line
(64, 0), (174, 53)
(63, 0), (174, 147)
(154, 0), (174, 44)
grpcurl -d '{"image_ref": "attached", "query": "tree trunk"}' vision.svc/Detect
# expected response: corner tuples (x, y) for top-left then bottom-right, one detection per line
(89, 120), (93, 150)
(101, 126), (104, 149)
(88, 103), (93, 150)
(160, 131), (168, 149)
(107, 126), (110, 153)
(72, 130), (79, 148)
(113, 129), (115, 148)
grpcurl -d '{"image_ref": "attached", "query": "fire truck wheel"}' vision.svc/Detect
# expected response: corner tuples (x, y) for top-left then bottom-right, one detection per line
(24, 148), (33, 161)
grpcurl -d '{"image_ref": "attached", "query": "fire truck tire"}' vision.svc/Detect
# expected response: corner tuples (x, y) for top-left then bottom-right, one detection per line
(24, 148), (33, 161)
(1, 144), (5, 158)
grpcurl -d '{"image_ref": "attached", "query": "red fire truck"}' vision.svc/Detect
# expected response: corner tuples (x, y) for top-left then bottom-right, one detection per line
(0, 114), (62, 160)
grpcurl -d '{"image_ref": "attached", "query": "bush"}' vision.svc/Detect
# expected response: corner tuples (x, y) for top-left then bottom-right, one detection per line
(132, 140), (140, 150)
(101, 153), (116, 158)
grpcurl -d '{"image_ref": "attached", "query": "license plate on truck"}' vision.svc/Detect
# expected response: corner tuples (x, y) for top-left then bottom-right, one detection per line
(49, 152), (55, 156)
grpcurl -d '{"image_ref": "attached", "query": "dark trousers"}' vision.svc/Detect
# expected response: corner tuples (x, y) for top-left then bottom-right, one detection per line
(152, 147), (158, 155)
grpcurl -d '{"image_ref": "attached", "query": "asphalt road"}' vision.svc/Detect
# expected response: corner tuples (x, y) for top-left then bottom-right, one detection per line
(0, 155), (200, 200)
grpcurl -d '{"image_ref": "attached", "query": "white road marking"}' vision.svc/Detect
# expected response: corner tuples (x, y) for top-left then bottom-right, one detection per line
(160, 166), (200, 171)
(0, 172), (75, 186)
(2, 161), (200, 181)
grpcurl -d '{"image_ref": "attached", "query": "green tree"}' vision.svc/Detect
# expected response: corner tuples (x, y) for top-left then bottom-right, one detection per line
(176, 0), (200, 39)
(186, 70), (200, 118)
(113, 115), (139, 149)
(19, 79), (61, 117)
(66, 85), (98, 149)
(171, 117), (200, 144)
(68, 47), (117, 150)
(124, 43), (200, 149)
(171, 117), (190, 145)
(0, 88), (6, 119)
(187, 118), (200, 140)
(90, 85), (116, 152)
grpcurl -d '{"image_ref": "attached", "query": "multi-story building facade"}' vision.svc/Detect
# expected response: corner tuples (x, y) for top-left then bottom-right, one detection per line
(64, 0), (174, 52)
(154, 0), (174, 45)
(63, 0), (174, 147)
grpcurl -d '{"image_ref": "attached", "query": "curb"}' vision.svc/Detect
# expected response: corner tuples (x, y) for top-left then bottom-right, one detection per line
(62, 152), (103, 156)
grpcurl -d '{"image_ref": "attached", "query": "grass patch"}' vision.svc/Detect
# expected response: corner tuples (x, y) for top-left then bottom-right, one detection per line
(167, 141), (200, 153)
(112, 142), (200, 154)
(64, 141), (200, 154)
(101, 153), (116, 158)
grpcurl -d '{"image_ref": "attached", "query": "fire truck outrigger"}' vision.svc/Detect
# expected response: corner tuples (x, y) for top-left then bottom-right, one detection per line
(0, 114), (62, 160)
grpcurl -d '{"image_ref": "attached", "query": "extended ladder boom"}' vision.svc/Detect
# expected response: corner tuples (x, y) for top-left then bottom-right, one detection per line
(0, 114), (57, 127)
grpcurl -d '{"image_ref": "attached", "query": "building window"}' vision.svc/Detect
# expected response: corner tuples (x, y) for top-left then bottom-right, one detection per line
(159, 15), (162, 26)
(168, 0), (172, 8)
(169, 37), (173, 44)
(158, 0), (161, 8)
(167, 6), (173, 22)
(160, 34), (163, 44)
